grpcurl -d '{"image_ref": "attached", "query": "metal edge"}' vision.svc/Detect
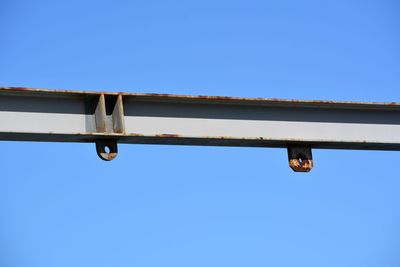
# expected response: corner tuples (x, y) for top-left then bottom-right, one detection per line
(1, 132), (400, 151)
(0, 86), (399, 110)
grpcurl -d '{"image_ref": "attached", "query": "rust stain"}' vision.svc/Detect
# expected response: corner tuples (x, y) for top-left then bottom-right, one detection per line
(137, 93), (178, 98)
(155, 134), (181, 138)
(196, 95), (245, 100)
(127, 133), (145, 137)
(2, 87), (32, 91)
(100, 152), (118, 161)
(289, 159), (313, 172)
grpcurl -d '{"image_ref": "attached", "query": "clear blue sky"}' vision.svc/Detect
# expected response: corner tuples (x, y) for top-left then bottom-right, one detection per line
(1, 1), (400, 266)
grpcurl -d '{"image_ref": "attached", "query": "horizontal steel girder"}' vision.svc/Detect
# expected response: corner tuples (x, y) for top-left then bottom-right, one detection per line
(1, 86), (400, 171)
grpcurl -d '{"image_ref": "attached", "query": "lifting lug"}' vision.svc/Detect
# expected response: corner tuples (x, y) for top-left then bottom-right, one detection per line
(96, 140), (118, 161)
(287, 146), (313, 172)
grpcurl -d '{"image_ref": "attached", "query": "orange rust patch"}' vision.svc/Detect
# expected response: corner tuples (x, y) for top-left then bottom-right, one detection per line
(289, 159), (313, 172)
(128, 133), (145, 137)
(155, 134), (180, 138)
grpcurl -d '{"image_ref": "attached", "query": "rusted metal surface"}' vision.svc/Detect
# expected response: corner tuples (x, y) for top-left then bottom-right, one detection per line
(1, 86), (400, 171)
(288, 146), (313, 172)
(155, 134), (181, 138)
(1, 86), (400, 110)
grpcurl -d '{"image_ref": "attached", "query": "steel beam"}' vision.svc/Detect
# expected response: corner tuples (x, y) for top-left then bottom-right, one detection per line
(1, 86), (400, 172)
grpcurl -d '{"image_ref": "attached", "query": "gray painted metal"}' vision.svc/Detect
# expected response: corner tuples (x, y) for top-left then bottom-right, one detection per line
(1, 87), (400, 151)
